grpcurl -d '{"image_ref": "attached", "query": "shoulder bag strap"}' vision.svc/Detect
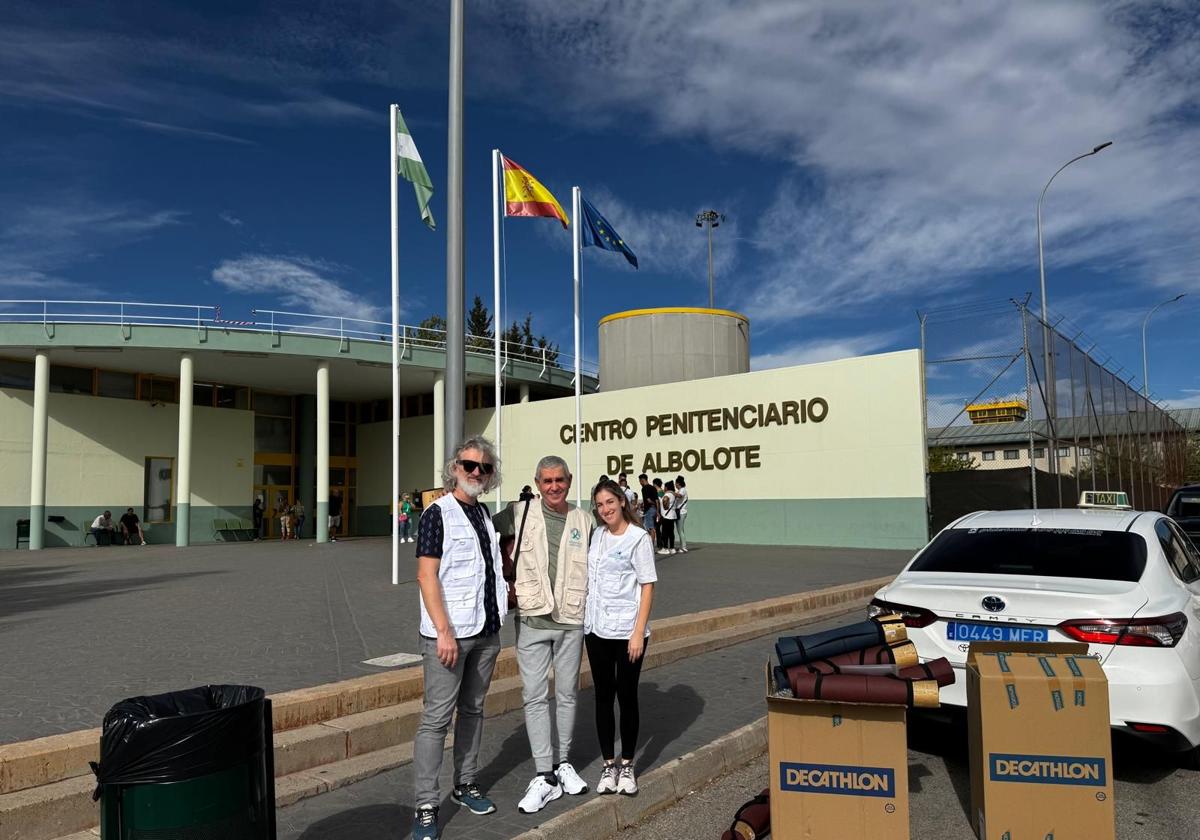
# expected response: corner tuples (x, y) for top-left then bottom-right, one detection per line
(513, 499), (532, 563)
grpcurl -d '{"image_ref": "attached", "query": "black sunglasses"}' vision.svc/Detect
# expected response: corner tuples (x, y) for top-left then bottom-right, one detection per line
(457, 458), (495, 475)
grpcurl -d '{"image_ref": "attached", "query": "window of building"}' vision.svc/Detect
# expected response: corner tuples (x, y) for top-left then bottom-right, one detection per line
(254, 416), (293, 453)
(49, 365), (93, 395)
(1080, 446), (1092, 456)
(97, 370), (136, 399)
(982, 451), (996, 461)
(254, 464), (293, 485)
(1057, 446), (1071, 457)
(956, 452), (971, 462)
(144, 457), (174, 523)
(253, 391), (293, 417)
(193, 382), (215, 407)
(0, 358), (34, 389)
(138, 375), (177, 403)
(1031, 447), (1045, 459)
(1003, 449), (1019, 460)
(216, 385), (250, 410)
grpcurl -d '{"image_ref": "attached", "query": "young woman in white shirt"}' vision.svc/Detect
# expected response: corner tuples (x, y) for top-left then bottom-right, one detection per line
(585, 479), (657, 796)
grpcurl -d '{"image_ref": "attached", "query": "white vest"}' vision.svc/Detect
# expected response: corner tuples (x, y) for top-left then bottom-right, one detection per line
(513, 501), (591, 624)
(419, 494), (507, 639)
(584, 526), (653, 639)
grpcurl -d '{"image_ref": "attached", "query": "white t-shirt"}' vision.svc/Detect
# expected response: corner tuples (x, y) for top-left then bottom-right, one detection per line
(623, 486), (638, 509)
(676, 487), (688, 515)
(585, 525), (657, 639)
(660, 492), (678, 520)
(91, 515), (112, 529)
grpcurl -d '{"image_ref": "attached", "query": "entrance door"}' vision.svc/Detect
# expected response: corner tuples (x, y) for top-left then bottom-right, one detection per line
(256, 486), (293, 539)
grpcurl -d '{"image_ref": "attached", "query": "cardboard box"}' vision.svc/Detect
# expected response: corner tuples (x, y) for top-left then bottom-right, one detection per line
(967, 642), (1115, 840)
(766, 665), (910, 840)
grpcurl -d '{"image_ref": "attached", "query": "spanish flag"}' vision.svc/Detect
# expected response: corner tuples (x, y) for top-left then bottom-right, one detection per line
(502, 155), (569, 229)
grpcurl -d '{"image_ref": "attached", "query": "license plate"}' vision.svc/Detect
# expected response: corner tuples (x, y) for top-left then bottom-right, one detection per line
(944, 622), (1049, 643)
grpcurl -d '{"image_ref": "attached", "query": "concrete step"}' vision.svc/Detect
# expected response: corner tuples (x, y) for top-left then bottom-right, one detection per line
(1, 577), (886, 840)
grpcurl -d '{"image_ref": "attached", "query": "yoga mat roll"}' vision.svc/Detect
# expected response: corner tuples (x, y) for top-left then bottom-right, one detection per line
(897, 657), (955, 687)
(775, 618), (911, 670)
(787, 671), (941, 708)
(721, 788), (770, 840)
(800, 642), (920, 675)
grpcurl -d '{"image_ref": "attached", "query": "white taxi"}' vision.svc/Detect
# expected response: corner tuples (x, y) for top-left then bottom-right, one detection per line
(870, 497), (1200, 763)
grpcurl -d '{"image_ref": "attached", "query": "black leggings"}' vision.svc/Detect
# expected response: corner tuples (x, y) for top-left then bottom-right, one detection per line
(660, 519), (675, 550)
(585, 632), (647, 761)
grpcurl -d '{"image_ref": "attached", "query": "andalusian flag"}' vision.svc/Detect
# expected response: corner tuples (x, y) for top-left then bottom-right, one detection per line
(396, 109), (435, 230)
(502, 155), (569, 228)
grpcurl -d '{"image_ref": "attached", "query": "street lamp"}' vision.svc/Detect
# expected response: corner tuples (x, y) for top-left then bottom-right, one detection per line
(1036, 140), (1112, 477)
(1142, 293), (1186, 397)
(696, 209), (724, 309)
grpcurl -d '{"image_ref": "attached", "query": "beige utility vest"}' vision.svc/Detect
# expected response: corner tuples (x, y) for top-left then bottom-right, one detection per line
(513, 501), (590, 624)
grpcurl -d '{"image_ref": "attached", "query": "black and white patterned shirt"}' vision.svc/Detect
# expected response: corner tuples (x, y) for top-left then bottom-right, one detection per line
(417, 500), (500, 637)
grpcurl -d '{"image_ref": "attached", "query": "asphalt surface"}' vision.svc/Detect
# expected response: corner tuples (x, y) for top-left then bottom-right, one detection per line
(0, 536), (910, 743)
(624, 713), (1199, 840)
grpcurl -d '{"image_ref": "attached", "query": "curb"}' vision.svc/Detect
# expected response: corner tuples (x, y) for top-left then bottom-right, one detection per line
(509, 716), (769, 840)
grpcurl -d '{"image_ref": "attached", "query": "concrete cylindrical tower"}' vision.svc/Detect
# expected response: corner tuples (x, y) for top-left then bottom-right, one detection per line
(598, 307), (749, 391)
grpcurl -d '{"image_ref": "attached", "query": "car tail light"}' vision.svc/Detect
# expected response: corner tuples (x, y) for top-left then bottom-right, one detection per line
(1058, 612), (1188, 647)
(868, 598), (937, 628)
(1128, 723), (1172, 734)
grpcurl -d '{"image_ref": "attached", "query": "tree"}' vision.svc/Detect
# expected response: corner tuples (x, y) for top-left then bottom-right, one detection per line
(928, 447), (978, 472)
(1187, 436), (1200, 484)
(465, 295), (493, 352)
(414, 314), (446, 347)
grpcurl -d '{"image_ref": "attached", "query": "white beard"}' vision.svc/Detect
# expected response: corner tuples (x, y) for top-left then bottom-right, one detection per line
(457, 476), (485, 498)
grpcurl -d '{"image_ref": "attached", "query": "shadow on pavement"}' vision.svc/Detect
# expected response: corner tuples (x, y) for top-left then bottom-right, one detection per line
(0, 565), (225, 622)
(296, 804), (413, 839)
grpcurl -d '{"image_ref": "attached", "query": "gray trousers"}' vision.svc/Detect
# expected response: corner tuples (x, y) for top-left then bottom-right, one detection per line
(676, 512), (687, 549)
(516, 622), (584, 773)
(413, 632), (501, 807)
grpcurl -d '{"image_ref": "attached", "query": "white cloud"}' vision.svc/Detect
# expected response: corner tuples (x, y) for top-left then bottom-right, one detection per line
(750, 328), (904, 370)
(484, 1), (1200, 321)
(122, 118), (254, 145)
(211, 255), (379, 322)
(218, 212), (244, 227)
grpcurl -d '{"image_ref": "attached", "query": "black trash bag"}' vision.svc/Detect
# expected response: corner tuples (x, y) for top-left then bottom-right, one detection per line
(89, 685), (268, 801)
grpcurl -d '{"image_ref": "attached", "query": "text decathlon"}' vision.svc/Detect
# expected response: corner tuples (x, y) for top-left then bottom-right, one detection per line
(989, 754), (1106, 786)
(778, 762), (895, 798)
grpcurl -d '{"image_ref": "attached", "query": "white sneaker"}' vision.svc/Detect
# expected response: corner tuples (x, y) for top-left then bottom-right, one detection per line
(596, 763), (619, 795)
(616, 762), (638, 796)
(517, 775), (562, 813)
(656, 548), (670, 556)
(556, 762), (588, 795)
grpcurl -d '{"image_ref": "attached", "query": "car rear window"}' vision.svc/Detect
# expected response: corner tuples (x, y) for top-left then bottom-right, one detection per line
(1168, 493), (1200, 519)
(910, 527), (1147, 581)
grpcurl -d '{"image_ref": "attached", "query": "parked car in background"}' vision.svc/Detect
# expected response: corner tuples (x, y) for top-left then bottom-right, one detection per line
(1167, 484), (1200, 544)
(870, 500), (1200, 766)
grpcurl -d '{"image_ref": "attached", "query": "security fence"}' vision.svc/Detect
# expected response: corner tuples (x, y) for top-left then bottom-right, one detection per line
(920, 298), (1187, 516)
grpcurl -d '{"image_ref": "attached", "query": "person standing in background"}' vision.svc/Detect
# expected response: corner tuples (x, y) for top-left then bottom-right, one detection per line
(252, 496), (264, 541)
(674, 476), (688, 553)
(618, 474), (638, 511)
(400, 493), (415, 542)
(637, 474), (657, 550)
(328, 489), (343, 542)
(657, 481), (678, 556)
(652, 479), (665, 550)
(293, 498), (306, 540)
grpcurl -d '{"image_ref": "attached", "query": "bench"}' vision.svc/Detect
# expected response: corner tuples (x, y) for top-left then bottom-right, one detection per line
(15, 518), (29, 549)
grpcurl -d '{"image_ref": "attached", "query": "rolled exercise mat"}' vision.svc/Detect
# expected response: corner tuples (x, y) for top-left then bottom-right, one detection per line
(721, 788), (770, 840)
(775, 616), (908, 670)
(897, 657), (955, 687)
(772, 666), (792, 695)
(801, 640), (920, 673)
(787, 671), (941, 708)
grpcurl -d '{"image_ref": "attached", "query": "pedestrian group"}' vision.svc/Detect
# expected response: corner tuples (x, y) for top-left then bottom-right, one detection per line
(410, 435), (691, 840)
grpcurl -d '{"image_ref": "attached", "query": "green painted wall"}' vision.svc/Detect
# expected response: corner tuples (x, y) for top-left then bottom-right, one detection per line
(351, 497), (926, 550)
(0, 504), (253, 549)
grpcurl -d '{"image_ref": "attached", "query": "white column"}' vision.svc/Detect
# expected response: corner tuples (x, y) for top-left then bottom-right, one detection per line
(519, 384), (530, 404)
(433, 372), (445, 486)
(175, 353), (193, 547)
(28, 352), (49, 550)
(316, 362), (330, 543)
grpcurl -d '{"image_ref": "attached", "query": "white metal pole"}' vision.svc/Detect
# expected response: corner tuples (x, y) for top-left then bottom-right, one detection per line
(175, 353), (193, 547)
(390, 103), (400, 585)
(493, 148), (503, 508)
(572, 186), (583, 506)
(29, 352), (49, 550)
(433, 373), (445, 486)
(316, 362), (330, 543)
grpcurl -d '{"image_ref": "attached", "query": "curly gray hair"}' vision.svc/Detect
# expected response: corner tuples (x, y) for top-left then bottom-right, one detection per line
(441, 435), (501, 493)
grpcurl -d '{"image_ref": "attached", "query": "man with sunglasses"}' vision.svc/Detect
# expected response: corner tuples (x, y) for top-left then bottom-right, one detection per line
(412, 437), (507, 840)
(493, 455), (592, 814)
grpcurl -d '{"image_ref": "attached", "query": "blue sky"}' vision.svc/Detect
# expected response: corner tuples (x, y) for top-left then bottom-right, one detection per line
(2, 1), (1199, 408)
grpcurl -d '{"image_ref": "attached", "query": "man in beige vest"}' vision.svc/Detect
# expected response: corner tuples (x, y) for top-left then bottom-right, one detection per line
(494, 454), (592, 814)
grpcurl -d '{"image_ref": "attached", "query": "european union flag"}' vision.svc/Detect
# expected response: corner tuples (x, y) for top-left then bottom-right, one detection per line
(579, 197), (638, 269)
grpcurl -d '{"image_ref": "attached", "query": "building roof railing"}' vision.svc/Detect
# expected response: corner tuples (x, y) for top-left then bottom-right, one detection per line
(0, 300), (598, 379)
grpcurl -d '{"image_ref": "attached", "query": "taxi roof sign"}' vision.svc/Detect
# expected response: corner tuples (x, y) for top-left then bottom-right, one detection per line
(1078, 490), (1132, 510)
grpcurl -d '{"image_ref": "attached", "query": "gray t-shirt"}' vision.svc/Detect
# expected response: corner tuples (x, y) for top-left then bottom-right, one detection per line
(495, 501), (575, 630)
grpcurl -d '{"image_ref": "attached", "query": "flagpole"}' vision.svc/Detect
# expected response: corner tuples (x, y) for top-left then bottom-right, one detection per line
(493, 148), (503, 509)
(389, 104), (400, 586)
(572, 186), (582, 506)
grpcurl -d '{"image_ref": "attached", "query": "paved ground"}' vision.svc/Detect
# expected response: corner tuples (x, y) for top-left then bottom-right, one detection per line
(276, 611), (1200, 840)
(0, 536), (910, 743)
(623, 718), (1199, 840)
(275, 612), (861, 840)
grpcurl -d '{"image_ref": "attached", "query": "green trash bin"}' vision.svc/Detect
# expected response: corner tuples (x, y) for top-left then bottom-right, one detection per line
(91, 685), (276, 840)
